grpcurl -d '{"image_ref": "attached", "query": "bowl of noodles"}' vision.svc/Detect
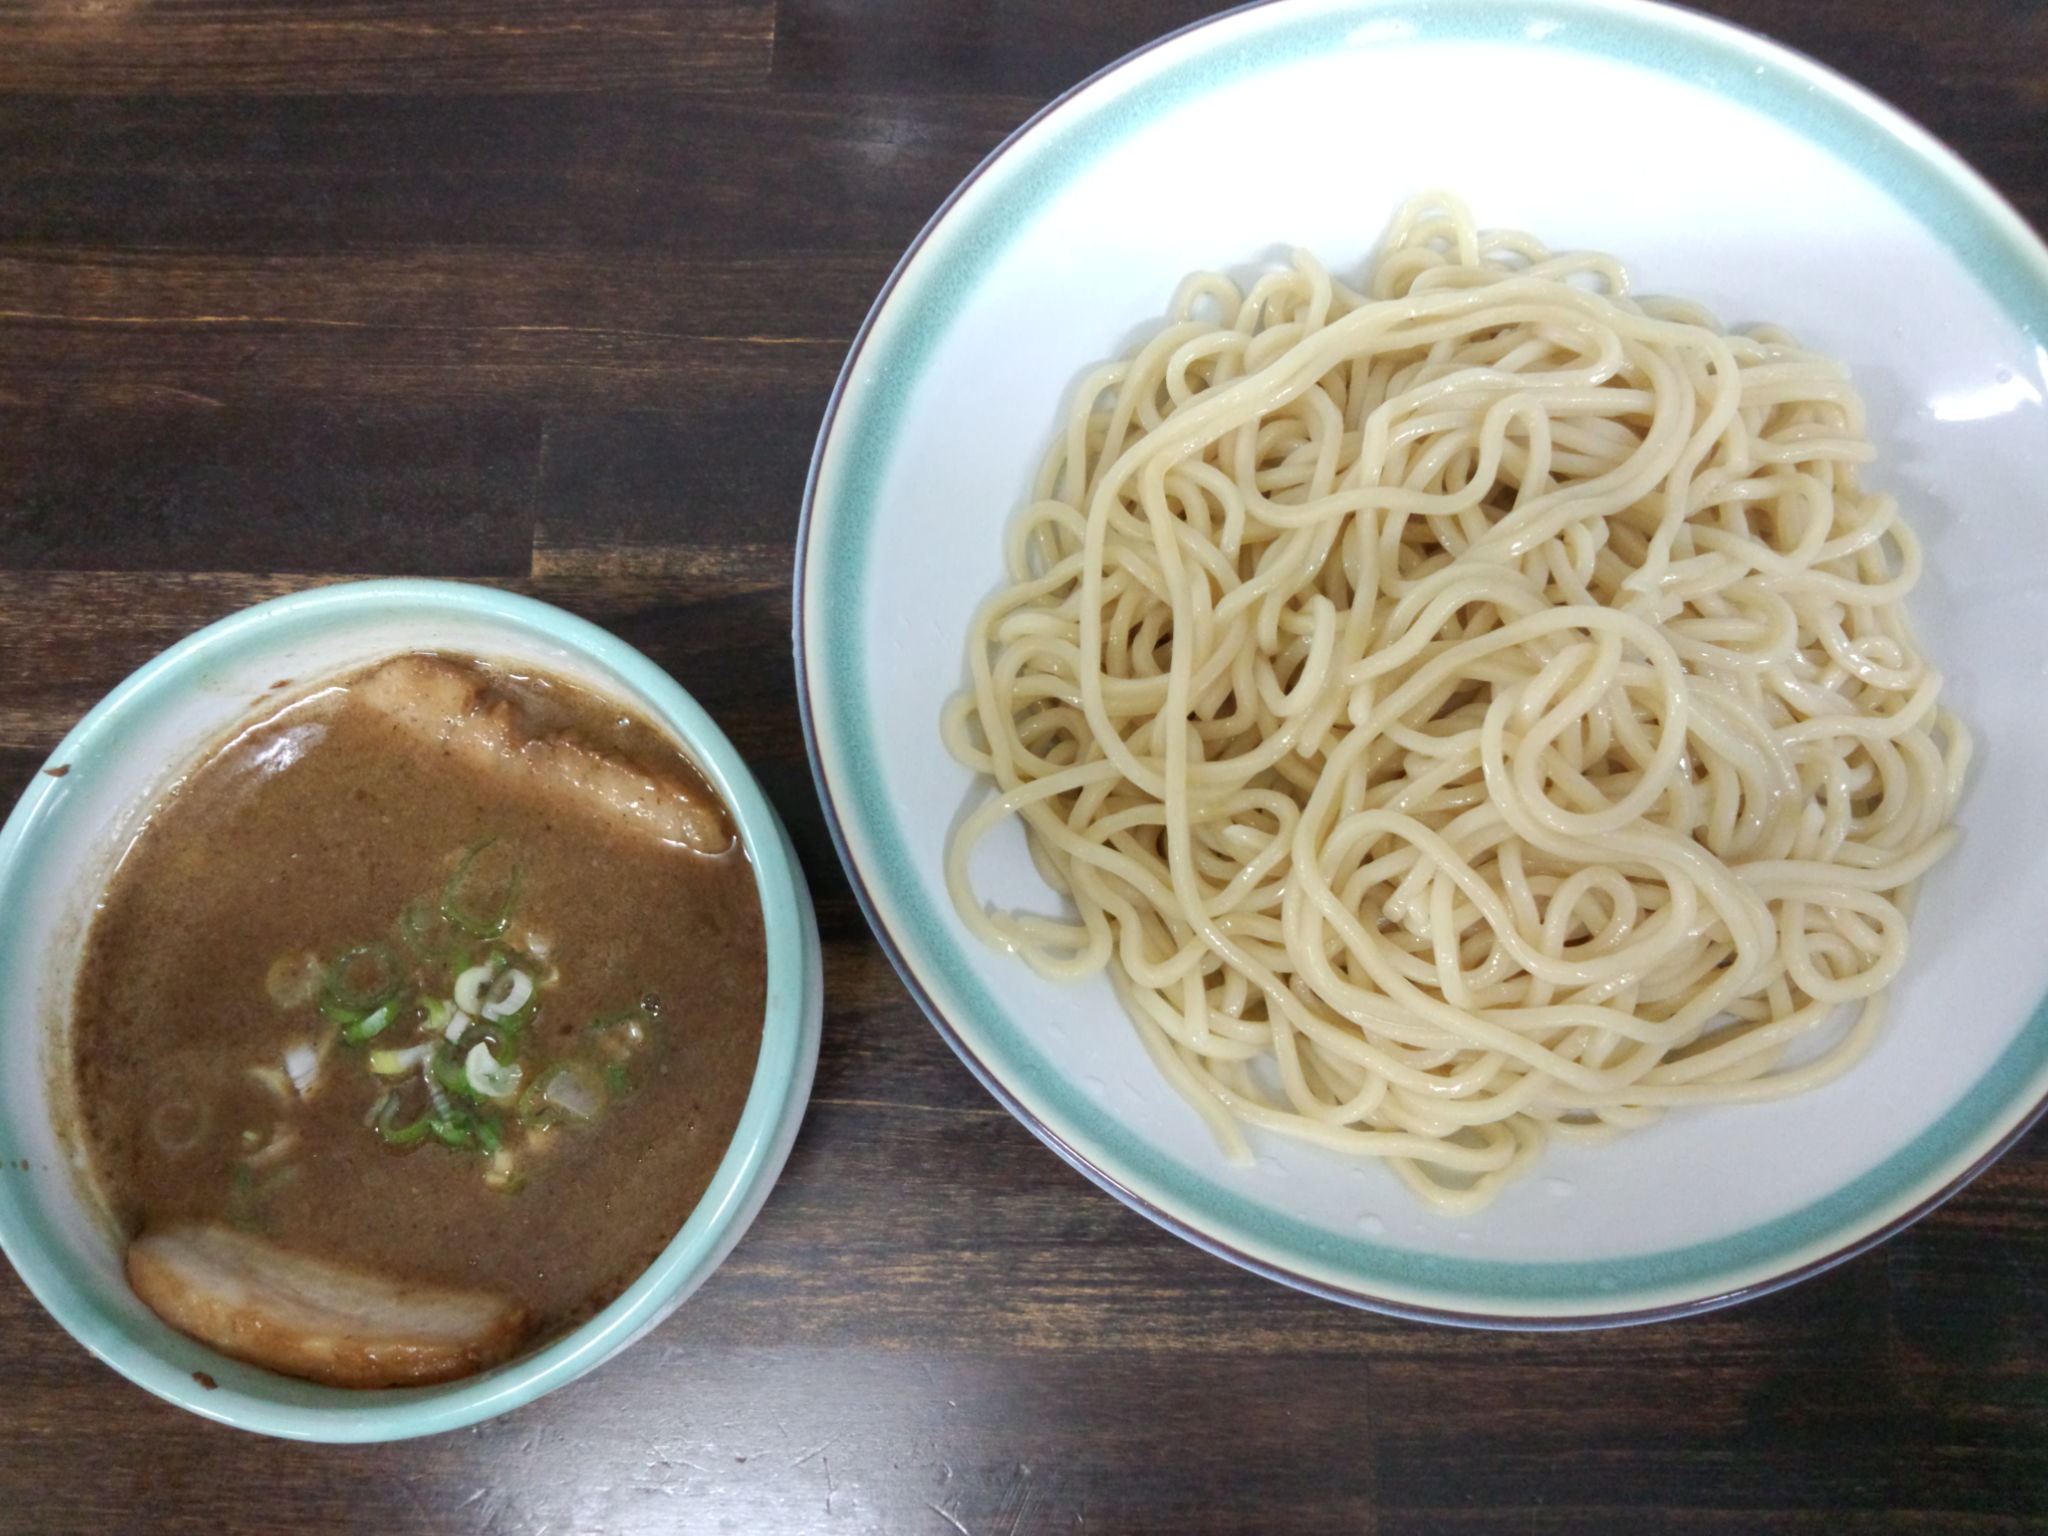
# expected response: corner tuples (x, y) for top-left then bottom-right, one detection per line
(796, 0), (2048, 1324)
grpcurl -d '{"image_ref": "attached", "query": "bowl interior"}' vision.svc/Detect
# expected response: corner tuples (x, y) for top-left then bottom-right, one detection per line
(0, 578), (820, 1438)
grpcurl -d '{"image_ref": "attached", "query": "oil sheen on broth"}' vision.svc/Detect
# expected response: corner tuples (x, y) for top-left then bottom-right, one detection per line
(70, 654), (766, 1387)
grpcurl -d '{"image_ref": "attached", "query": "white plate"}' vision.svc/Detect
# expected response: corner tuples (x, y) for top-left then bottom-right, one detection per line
(796, 0), (2048, 1324)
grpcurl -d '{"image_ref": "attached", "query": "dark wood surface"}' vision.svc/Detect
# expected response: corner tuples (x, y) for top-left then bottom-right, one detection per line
(1, 1), (2045, 1530)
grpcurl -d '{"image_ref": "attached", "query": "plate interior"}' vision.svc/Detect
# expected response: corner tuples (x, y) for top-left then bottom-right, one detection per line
(803, 0), (2048, 1317)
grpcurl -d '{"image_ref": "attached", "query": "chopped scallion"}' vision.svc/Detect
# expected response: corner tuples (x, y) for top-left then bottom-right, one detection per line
(464, 1041), (523, 1101)
(588, 1004), (658, 1064)
(398, 897), (468, 962)
(433, 1049), (479, 1103)
(442, 840), (523, 939)
(483, 1149), (525, 1193)
(480, 968), (534, 1021)
(321, 942), (403, 1018)
(538, 1061), (606, 1124)
(341, 999), (396, 1045)
(379, 1112), (434, 1147)
(452, 964), (494, 1018)
(420, 996), (455, 1038)
(264, 951), (324, 1011)
(368, 1042), (434, 1076)
(283, 1042), (320, 1097)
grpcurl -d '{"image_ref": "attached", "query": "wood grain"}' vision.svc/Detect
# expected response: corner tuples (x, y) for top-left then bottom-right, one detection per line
(0, 0), (2043, 1531)
(0, 91), (1033, 255)
(0, 0), (775, 95)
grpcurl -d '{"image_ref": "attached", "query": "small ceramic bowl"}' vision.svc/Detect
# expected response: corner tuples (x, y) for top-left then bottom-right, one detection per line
(0, 578), (823, 1441)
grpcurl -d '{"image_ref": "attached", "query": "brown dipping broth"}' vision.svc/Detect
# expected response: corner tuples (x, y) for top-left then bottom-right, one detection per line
(70, 655), (766, 1348)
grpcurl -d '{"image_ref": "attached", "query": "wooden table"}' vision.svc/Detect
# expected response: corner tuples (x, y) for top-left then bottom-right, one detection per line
(1, 1), (2043, 1530)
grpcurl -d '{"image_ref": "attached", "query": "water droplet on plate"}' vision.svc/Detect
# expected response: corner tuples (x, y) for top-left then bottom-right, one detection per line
(1543, 1177), (1576, 1197)
(1356, 1213), (1385, 1236)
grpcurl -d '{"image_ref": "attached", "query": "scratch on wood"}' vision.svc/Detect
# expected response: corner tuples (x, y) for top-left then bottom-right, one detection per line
(0, 311), (831, 347)
(529, 421), (552, 580)
(0, 310), (375, 329)
(995, 1463), (1035, 1536)
(111, 384), (227, 408)
(529, 542), (788, 583)
(812, 1096), (1009, 1119)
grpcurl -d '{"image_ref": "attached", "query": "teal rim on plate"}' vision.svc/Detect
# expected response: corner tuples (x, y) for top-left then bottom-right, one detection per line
(0, 580), (822, 1437)
(795, 0), (2048, 1324)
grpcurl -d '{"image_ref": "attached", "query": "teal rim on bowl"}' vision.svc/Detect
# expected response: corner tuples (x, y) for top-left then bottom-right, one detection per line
(0, 578), (822, 1440)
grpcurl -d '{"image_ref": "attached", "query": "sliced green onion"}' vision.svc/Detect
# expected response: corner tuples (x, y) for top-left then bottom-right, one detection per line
(428, 1117), (475, 1149)
(515, 1076), (549, 1127)
(483, 1150), (524, 1193)
(452, 964), (495, 1017)
(398, 897), (469, 962)
(265, 951), (324, 1011)
(473, 1115), (503, 1155)
(588, 1004), (657, 1062)
(541, 1062), (606, 1123)
(420, 996), (456, 1039)
(464, 1041), (522, 1101)
(283, 1042), (320, 1096)
(321, 942), (404, 1018)
(480, 968), (534, 1021)
(341, 1000), (397, 1045)
(433, 1049), (479, 1102)
(379, 1112), (434, 1147)
(489, 1016), (528, 1051)
(442, 840), (523, 939)
(368, 1042), (435, 1076)
(516, 1062), (606, 1128)
(319, 994), (363, 1027)
(604, 1062), (632, 1098)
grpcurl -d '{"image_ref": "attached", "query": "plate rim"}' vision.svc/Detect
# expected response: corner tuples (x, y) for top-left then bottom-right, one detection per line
(793, 0), (2048, 1326)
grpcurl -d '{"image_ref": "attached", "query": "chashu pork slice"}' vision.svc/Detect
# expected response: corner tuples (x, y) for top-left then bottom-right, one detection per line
(352, 653), (732, 854)
(127, 1222), (532, 1389)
